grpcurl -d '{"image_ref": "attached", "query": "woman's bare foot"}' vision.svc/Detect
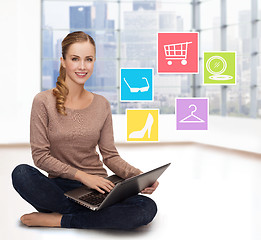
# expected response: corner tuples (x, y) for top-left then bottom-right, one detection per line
(20, 212), (62, 227)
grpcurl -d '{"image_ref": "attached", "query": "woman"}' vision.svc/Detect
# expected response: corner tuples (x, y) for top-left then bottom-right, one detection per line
(11, 31), (158, 230)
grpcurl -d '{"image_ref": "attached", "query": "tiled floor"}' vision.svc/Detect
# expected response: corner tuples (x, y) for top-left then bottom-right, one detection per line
(1, 143), (261, 240)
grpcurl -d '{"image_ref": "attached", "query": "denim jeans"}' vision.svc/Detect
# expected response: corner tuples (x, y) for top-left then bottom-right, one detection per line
(11, 164), (157, 230)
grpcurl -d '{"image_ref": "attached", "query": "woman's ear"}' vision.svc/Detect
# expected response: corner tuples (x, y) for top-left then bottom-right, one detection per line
(60, 57), (66, 68)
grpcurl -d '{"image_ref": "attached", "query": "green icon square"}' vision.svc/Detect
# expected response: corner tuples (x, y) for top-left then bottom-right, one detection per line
(203, 52), (236, 85)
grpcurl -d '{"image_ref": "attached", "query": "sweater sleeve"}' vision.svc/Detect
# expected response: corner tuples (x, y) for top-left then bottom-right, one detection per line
(98, 101), (141, 179)
(30, 94), (78, 179)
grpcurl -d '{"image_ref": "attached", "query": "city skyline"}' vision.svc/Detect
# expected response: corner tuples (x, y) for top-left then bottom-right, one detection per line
(42, 1), (187, 106)
(41, 1), (259, 116)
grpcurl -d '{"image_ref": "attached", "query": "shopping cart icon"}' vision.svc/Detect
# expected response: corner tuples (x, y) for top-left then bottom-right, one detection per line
(164, 41), (192, 66)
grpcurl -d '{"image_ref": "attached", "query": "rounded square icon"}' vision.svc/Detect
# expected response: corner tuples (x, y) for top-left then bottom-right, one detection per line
(121, 68), (154, 102)
(157, 32), (199, 74)
(203, 52), (236, 85)
(126, 109), (159, 142)
(176, 98), (208, 130)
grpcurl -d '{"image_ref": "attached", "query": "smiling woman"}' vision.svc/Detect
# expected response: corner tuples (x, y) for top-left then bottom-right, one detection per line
(53, 31), (96, 115)
(11, 31), (158, 230)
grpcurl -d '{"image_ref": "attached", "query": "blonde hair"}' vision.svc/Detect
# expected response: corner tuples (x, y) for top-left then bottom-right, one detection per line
(53, 31), (96, 115)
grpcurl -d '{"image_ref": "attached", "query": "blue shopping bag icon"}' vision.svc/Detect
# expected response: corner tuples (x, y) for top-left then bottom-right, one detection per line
(120, 68), (154, 102)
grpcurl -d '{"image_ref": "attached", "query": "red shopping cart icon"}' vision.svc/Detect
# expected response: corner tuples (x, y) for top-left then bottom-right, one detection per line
(157, 32), (198, 74)
(164, 42), (192, 66)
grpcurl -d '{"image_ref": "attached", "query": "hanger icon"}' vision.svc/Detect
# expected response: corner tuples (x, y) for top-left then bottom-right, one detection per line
(179, 104), (205, 123)
(123, 77), (149, 93)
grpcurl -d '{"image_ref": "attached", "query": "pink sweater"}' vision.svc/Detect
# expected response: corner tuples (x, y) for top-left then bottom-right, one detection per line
(30, 89), (141, 180)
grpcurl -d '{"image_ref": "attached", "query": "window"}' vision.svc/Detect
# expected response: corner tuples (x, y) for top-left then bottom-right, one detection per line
(42, 0), (192, 114)
(41, 0), (261, 117)
(198, 0), (260, 117)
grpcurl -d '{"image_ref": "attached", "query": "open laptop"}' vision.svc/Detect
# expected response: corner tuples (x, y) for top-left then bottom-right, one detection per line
(65, 163), (170, 211)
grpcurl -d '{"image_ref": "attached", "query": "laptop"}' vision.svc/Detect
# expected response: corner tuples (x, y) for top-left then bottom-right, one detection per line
(65, 163), (171, 211)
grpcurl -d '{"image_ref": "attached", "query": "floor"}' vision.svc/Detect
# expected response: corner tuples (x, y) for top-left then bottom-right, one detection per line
(1, 143), (261, 240)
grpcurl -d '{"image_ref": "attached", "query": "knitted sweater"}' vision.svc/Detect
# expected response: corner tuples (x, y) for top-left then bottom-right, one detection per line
(30, 89), (141, 180)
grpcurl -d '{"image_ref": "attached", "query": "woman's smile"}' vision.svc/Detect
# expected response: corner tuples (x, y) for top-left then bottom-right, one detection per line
(75, 72), (88, 78)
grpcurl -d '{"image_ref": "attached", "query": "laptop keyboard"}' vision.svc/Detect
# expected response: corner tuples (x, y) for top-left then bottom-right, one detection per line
(79, 191), (109, 206)
(78, 175), (124, 206)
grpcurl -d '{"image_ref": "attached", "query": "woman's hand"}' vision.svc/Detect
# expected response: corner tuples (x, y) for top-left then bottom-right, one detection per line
(141, 181), (159, 195)
(75, 170), (115, 194)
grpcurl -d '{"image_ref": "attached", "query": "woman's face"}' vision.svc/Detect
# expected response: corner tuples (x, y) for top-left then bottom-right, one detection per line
(61, 41), (96, 86)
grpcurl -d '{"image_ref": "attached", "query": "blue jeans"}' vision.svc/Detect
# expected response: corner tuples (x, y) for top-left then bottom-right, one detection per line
(11, 164), (157, 230)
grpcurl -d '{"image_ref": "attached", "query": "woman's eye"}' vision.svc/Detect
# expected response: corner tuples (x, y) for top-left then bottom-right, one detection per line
(87, 58), (93, 62)
(72, 58), (78, 61)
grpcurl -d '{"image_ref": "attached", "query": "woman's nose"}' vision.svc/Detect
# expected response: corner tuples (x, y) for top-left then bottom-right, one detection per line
(79, 60), (86, 69)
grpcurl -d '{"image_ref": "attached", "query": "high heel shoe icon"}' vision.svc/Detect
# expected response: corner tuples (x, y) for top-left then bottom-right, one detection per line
(129, 113), (154, 138)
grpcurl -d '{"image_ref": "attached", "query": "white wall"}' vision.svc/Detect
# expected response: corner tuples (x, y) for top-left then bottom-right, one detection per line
(113, 115), (261, 154)
(0, 0), (41, 143)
